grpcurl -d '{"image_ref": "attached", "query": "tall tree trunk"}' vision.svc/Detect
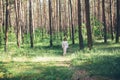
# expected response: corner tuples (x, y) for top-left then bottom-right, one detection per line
(116, 0), (120, 43)
(102, 0), (107, 43)
(0, 0), (2, 45)
(78, 0), (84, 49)
(56, 0), (59, 39)
(59, 0), (62, 40)
(49, 0), (53, 47)
(2, 0), (5, 33)
(0, 0), (2, 27)
(29, 0), (34, 48)
(4, 0), (9, 51)
(21, 0), (25, 44)
(97, 0), (100, 20)
(85, 0), (93, 50)
(69, 0), (75, 44)
(14, 0), (21, 48)
(68, 0), (72, 39)
(109, 0), (114, 40)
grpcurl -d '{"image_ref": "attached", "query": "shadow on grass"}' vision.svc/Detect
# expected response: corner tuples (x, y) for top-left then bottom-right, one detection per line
(97, 46), (120, 53)
(72, 55), (120, 80)
(94, 42), (120, 54)
(0, 62), (12, 80)
(0, 61), (73, 80)
(38, 66), (73, 80)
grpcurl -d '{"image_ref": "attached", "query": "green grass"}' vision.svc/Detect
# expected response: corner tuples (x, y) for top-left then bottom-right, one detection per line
(0, 61), (73, 80)
(71, 41), (120, 80)
(0, 39), (120, 80)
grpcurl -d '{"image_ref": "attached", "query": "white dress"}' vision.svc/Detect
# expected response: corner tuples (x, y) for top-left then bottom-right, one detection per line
(62, 41), (68, 49)
(62, 41), (68, 55)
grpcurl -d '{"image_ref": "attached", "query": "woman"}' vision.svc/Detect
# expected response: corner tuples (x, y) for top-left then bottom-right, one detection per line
(62, 37), (68, 56)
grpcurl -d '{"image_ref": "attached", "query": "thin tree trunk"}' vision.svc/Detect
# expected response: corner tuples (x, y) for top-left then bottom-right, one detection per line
(4, 0), (9, 51)
(49, 0), (53, 47)
(116, 0), (120, 43)
(14, 0), (22, 48)
(109, 0), (114, 40)
(2, 0), (5, 33)
(97, 0), (100, 20)
(59, 0), (62, 40)
(29, 0), (34, 48)
(8, 3), (11, 27)
(69, 0), (75, 44)
(0, 0), (2, 45)
(102, 0), (107, 43)
(0, 0), (2, 27)
(78, 0), (84, 49)
(85, 0), (93, 50)
(56, 0), (59, 39)
(68, 1), (72, 39)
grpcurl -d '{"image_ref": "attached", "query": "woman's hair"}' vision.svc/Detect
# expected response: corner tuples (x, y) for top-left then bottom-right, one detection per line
(63, 37), (67, 41)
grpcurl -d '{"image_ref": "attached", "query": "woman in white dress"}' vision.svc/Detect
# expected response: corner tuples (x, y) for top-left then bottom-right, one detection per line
(62, 37), (68, 56)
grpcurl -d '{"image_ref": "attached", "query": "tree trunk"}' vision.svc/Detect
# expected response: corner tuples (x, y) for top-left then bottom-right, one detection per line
(29, 0), (34, 48)
(0, 0), (2, 45)
(69, 0), (75, 44)
(97, 0), (100, 20)
(78, 0), (84, 49)
(4, 0), (9, 51)
(49, 0), (53, 47)
(59, 0), (62, 40)
(109, 0), (114, 40)
(2, 0), (5, 33)
(116, 0), (120, 43)
(85, 0), (93, 50)
(68, 1), (72, 39)
(102, 0), (107, 43)
(14, 0), (21, 48)
(0, 0), (2, 27)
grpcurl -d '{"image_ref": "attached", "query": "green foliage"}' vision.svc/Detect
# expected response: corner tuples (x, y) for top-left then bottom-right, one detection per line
(90, 16), (103, 39)
(23, 33), (30, 44)
(8, 32), (16, 42)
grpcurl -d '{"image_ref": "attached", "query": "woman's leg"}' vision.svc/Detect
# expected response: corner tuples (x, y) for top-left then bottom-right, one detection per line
(63, 48), (67, 56)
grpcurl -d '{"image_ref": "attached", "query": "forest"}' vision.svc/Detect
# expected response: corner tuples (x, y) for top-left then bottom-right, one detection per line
(0, 0), (120, 80)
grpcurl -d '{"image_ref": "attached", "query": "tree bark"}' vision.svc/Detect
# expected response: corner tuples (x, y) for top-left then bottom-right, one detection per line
(29, 0), (34, 48)
(69, 0), (75, 45)
(78, 0), (84, 49)
(116, 0), (120, 43)
(2, 0), (5, 33)
(14, 0), (21, 48)
(85, 0), (93, 50)
(59, 0), (62, 40)
(109, 0), (114, 40)
(0, 0), (2, 45)
(102, 0), (107, 43)
(49, 0), (53, 47)
(4, 0), (9, 51)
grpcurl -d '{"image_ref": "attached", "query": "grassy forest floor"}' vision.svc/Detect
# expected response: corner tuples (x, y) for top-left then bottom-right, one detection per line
(0, 39), (120, 80)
